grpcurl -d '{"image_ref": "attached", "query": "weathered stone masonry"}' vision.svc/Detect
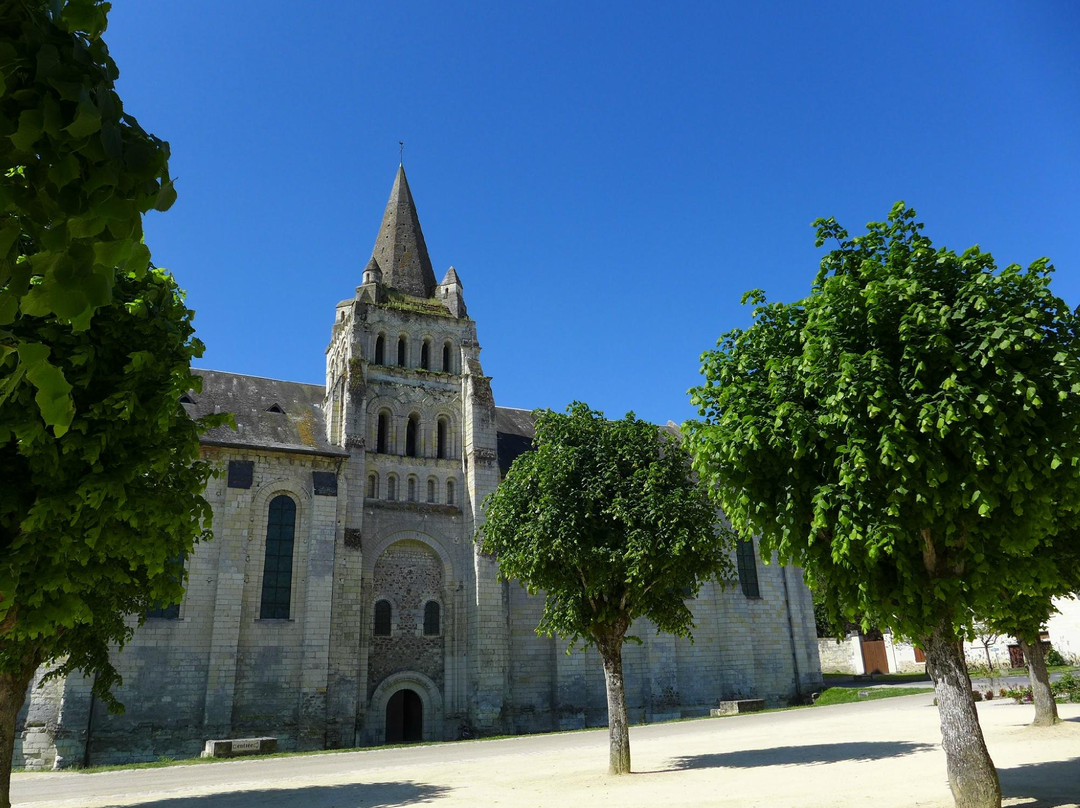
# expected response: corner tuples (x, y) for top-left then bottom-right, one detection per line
(14, 166), (823, 768)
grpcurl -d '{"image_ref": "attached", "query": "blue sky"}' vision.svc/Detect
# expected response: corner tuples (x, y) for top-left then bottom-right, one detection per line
(104, 1), (1080, 426)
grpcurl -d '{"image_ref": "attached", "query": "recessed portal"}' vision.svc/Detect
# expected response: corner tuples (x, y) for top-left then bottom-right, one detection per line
(385, 688), (423, 744)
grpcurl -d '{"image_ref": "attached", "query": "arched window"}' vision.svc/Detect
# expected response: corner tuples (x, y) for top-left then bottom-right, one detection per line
(426, 477), (436, 503)
(374, 600), (392, 636)
(367, 473), (379, 499)
(421, 340), (431, 370)
(377, 411), (390, 454)
(442, 341), (452, 373)
(407, 476), (417, 502)
(446, 479), (455, 506)
(736, 538), (760, 598)
(260, 495), (296, 619)
(397, 336), (407, 366)
(423, 601), (440, 636)
(406, 413), (419, 457)
(374, 334), (385, 365)
(436, 417), (449, 460)
(387, 475), (398, 501)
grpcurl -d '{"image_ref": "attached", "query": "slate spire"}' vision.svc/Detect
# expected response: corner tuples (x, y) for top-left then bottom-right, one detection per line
(370, 165), (437, 298)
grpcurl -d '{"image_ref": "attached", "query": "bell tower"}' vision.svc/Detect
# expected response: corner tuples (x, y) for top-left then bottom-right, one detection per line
(324, 164), (509, 741)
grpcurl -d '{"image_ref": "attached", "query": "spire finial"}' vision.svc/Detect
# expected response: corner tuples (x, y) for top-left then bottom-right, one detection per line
(399, 141), (404, 166)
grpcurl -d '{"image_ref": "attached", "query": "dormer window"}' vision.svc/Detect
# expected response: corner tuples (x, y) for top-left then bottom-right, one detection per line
(179, 394), (195, 404)
(266, 403), (285, 414)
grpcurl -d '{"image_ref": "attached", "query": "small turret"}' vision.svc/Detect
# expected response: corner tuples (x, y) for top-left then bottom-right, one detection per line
(357, 256), (385, 303)
(438, 266), (467, 318)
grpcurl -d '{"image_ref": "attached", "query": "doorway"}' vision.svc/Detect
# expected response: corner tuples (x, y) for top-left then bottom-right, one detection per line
(385, 688), (423, 744)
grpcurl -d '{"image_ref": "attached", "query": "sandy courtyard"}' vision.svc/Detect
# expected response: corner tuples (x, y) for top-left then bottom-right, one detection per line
(12, 692), (1080, 808)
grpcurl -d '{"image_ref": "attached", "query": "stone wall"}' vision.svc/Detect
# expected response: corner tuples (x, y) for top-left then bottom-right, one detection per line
(367, 540), (446, 698)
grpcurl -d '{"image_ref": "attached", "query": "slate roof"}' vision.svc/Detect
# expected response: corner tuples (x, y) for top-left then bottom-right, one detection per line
(372, 165), (437, 299)
(184, 370), (536, 468)
(183, 369), (347, 457)
(495, 407), (536, 476)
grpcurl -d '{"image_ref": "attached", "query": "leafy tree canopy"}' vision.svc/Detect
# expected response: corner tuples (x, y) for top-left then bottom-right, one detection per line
(480, 403), (732, 648)
(0, 266), (220, 703)
(1, 0), (175, 434)
(684, 203), (1080, 645)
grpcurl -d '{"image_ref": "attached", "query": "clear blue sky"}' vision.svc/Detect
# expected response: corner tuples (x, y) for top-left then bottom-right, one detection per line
(104, 1), (1080, 426)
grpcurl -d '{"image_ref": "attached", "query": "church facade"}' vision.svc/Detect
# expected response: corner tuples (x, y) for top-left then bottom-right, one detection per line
(15, 167), (822, 768)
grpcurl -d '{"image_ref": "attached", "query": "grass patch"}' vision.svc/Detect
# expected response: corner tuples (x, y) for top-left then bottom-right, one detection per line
(814, 687), (930, 706)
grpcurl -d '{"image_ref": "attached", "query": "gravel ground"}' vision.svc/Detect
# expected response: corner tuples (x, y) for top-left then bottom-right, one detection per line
(11, 692), (1080, 808)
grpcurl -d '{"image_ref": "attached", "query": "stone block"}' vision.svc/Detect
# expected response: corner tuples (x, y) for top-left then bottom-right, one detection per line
(201, 737), (277, 758)
(710, 699), (766, 716)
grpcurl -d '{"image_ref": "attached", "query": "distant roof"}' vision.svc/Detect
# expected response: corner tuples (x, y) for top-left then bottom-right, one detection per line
(495, 407), (536, 476)
(184, 369), (347, 457)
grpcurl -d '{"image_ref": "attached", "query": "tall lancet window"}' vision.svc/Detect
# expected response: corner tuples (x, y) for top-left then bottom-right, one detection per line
(437, 417), (449, 460)
(377, 411), (391, 454)
(260, 495), (296, 619)
(406, 414), (420, 457)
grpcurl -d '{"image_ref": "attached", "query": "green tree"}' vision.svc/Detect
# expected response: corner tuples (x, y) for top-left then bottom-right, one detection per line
(1, 0), (175, 434)
(0, 267), (219, 808)
(986, 534), (1080, 729)
(479, 403), (732, 775)
(683, 204), (1080, 808)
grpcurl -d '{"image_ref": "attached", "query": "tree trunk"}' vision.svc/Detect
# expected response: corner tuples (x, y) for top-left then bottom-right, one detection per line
(922, 628), (1001, 808)
(596, 626), (631, 775)
(0, 651), (41, 808)
(1017, 635), (1059, 727)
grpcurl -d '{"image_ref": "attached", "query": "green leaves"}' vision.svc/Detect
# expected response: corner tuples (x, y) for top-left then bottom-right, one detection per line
(16, 341), (74, 435)
(1, 266), (218, 705)
(2, 0), (173, 430)
(685, 203), (1080, 643)
(479, 403), (732, 650)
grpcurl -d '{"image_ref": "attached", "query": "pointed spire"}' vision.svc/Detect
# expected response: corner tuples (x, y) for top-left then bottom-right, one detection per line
(440, 266), (462, 287)
(370, 165), (437, 298)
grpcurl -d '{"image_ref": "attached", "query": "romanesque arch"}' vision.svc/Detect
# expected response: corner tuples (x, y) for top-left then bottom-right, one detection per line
(369, 671), (441, 745)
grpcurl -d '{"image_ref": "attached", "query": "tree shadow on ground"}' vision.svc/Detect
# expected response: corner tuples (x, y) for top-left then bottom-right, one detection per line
(99, 781), (451, 808)
(666, 741), (936, 771)
(999, 757), (1080, 808)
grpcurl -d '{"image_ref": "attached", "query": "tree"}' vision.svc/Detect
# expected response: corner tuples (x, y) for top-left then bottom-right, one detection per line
(479, 403), (732, 775)
(0, 267), (219, 808)
(989, 523), (1080, 727)
(1, 0), (175, 435)
(683, 203), (1080, 808)
(970, 621), (1001, 674)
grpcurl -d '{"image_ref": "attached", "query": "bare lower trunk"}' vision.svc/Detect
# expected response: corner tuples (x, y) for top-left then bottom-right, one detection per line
(923, 628), (1001, 808)
(1, 651), (41, 808)
(596, 626), (631, 775)
(1017, 635), (1059, 727)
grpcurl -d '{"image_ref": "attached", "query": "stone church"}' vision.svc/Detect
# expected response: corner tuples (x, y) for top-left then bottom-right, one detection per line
(15, 167), (822, 768)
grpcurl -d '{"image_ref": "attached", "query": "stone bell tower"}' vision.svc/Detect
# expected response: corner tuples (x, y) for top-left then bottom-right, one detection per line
(323, 164), (510, 743)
